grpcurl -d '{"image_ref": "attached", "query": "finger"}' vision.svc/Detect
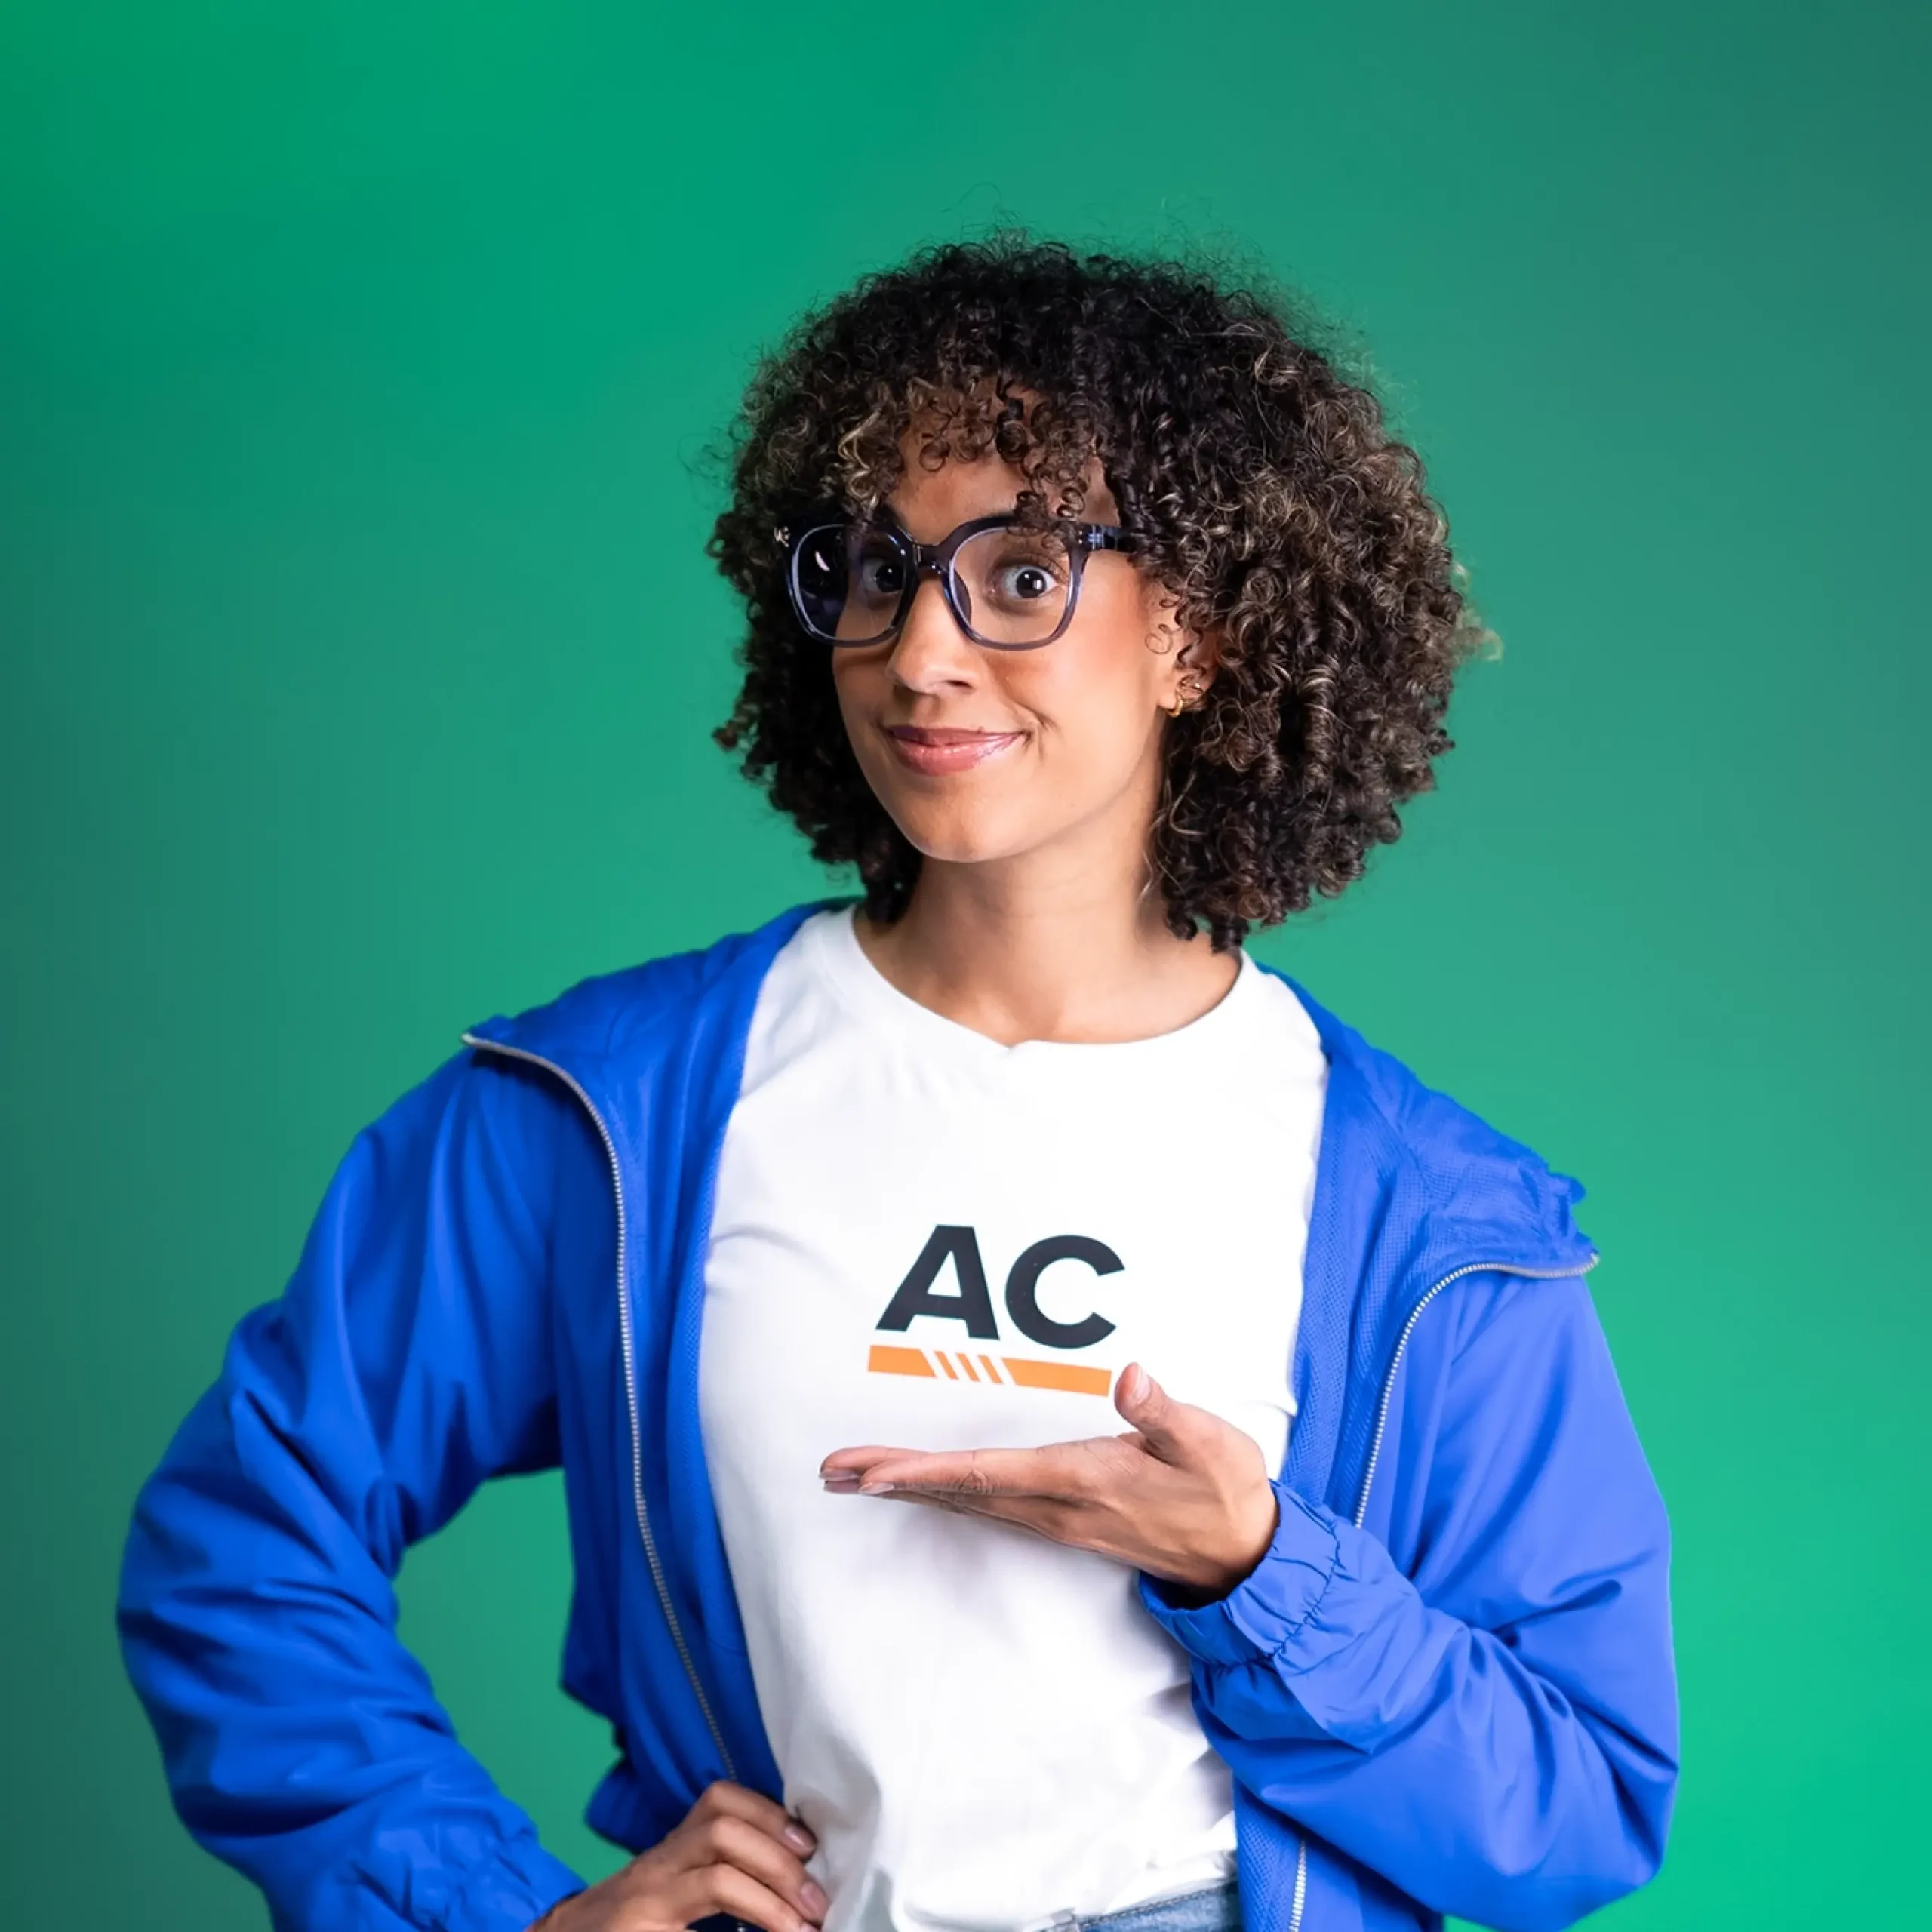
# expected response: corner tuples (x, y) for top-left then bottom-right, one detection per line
(818, 1444), (918, 1476)
(694, 1858), (826, 1932)
(881, 1485), (1087, 1543)
(695, 1814), (826, 1925)
(841, 1443), (1096, 1499)
(1111, 1361), (1194, 1460)
(887, 1483), (1173, 1571)
(863, 1436), (1137, 1497)
(685, 1780), (817, 1861)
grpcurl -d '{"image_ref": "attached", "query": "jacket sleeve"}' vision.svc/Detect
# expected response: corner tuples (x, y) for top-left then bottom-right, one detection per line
(1139, 1273), (1678, 1932)
(117, 1051), (592, 1932)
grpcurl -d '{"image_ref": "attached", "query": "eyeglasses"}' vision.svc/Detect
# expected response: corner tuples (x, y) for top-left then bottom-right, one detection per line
(775, 511), (1141, 650)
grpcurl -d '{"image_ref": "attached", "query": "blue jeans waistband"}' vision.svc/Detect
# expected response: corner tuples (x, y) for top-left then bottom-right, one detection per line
(699, 1877), (1244, 1932)
(1063, 1878), (1243, 1932)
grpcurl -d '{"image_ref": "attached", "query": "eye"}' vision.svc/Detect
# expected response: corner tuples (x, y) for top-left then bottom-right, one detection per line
(982, 538), (1068, 604)
(1000, 561), (1056, 601)
(859, 553), (906, 596)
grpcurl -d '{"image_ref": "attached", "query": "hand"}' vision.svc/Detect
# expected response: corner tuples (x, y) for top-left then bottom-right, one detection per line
(818, 1361), (1280, 1598)
(530, 1780), (826, 1932)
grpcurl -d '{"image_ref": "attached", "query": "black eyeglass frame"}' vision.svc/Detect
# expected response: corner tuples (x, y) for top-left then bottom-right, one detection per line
(774, 511), (1142, 650)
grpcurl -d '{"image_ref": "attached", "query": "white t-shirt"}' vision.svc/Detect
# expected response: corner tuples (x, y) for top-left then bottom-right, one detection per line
(697, 907), (1327, 1932)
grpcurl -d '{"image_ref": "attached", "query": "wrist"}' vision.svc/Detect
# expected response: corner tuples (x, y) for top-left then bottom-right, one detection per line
(1140, 1481), (1342, 1666)
(1175, 1481), (1281, 1603)
(1233, 1478), (1283, 1582)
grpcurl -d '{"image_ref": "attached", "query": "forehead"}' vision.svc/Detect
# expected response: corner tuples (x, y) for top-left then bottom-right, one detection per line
(884, 451), (1030, 533)
(884, 408), (1117, 534)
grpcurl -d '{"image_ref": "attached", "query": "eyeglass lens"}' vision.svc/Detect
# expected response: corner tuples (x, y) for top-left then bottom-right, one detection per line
(792, 523), (1076, 647)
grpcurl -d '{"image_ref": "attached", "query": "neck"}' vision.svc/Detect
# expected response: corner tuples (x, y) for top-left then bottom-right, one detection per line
(854, 837), (1239, 1048)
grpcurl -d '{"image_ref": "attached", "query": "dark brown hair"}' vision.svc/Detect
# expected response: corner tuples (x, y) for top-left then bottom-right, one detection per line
(709, 233), (1484, 951)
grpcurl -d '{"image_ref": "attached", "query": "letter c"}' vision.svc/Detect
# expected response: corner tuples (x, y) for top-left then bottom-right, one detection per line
(1003, 1235), (1122, 1350)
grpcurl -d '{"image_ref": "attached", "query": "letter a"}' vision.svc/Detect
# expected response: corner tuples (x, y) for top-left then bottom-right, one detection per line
(875, 1226), (1001, 1339)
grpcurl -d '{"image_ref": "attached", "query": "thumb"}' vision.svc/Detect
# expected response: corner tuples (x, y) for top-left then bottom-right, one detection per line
(1114, 1361), (1185, 1454)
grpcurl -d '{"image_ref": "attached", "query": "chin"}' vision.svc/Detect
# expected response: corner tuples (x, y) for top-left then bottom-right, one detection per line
(881, 798), (1041, 869)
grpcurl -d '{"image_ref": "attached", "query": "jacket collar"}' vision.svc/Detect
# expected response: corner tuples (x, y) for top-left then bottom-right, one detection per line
(467, 903), (1596, 1512)
(470, 904), (1597, 1518)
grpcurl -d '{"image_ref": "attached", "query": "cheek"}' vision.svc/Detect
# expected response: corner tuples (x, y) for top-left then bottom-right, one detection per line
(1045, 571), (1174, 718)
(829, 655), (884, 731)
(1018, 632), (1164, 758)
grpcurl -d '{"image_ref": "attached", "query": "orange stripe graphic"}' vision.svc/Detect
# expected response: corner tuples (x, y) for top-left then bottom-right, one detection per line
(863, 1346), (1113, 1397)
(866, 1344), (935, 1379)
(1001, 1356), (1114, 1396)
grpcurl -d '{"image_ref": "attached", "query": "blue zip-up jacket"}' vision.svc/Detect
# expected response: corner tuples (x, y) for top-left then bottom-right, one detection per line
(118, 902), (1678, 1932)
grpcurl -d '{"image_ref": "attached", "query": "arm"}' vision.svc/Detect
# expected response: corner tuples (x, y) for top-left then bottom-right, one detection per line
(1138, 1275), (1678, 1932)
(117, 1051), (592, 1932)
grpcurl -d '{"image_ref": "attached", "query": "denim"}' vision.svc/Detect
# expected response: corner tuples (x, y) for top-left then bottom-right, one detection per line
(1072, 1878), (1244, 1932)
(694, 1889), (1242, 1932)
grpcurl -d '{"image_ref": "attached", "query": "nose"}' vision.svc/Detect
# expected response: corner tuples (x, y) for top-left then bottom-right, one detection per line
(886, 570), (980, 695)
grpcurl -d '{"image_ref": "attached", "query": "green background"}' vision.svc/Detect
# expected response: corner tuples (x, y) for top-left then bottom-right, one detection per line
(3, 2), (1926, 1924)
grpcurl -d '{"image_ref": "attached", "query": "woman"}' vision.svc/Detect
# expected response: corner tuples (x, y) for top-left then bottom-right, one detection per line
(118, 237), (1678, 1932)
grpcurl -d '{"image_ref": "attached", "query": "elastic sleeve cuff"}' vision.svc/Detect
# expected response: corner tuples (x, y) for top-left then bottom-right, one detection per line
(435, 1837), (586, 1932)
(1137, 1480), (1340, 1665)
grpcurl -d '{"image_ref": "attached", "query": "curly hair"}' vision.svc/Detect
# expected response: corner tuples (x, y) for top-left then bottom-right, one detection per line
(709, 232), (1484, 952)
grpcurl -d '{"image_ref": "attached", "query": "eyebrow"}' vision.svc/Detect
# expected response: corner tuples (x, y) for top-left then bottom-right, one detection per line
(869, 499), (1027, 534)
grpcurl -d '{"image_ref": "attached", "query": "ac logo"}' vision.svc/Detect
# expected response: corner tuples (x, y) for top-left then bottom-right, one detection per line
(878, 1224), (1121, 1349)
(867, 1225), (1123, 1398)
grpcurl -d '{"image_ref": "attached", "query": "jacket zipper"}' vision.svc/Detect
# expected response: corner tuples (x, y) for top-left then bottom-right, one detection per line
(1350, 1254), (1601, 1531)
(1284, 1251), (1601, 1932)
(460, 1032), (739, 1781)
(465, 1030), (1598, 1910)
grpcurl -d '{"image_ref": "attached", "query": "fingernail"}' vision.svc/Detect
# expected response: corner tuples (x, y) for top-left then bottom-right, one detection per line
(783, 1822), (815, 1853)
(858, 1481), (895, 1494)
(802, 1879), (829, 1913)
(820, 1472), (860, 1490)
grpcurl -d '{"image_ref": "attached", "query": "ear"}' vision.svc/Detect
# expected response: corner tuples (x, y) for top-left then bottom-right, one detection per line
(1153, 621), (1223, 714)
(1140, 570), (1223, 712)
(1178, 626), (1222, 691)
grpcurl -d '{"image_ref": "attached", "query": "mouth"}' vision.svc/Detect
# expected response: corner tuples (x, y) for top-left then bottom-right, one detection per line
(881, 724), (1025, 775)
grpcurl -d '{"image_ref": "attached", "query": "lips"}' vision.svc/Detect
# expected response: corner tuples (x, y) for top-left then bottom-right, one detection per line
(883, 725), (1023, 775)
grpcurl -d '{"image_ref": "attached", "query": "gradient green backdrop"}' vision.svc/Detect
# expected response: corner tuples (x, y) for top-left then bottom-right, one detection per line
(4, 3), (1927, 1925)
